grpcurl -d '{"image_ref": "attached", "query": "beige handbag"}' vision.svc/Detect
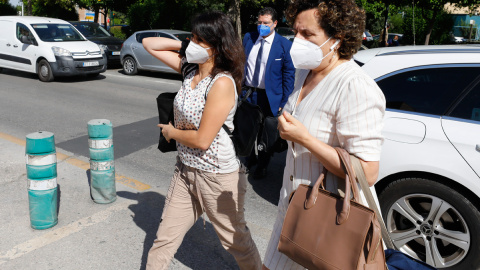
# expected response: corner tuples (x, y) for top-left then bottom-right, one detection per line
(278, 147), (387, 270)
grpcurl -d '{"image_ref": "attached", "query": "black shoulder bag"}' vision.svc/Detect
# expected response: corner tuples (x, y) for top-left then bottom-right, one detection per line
(221, 88), (264, 157)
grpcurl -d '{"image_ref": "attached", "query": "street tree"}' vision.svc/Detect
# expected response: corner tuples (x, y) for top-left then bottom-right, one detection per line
(413, 0), (480, 44)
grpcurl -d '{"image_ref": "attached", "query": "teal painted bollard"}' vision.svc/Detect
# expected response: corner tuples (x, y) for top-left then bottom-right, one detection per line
(25, 131), (58, 230)
(88, 119), (116, 204)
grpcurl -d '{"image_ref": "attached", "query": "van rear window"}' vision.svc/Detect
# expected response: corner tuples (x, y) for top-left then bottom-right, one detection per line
(31, 24), (85, 42)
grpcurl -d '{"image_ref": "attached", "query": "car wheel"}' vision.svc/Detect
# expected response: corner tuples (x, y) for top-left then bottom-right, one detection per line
(123, 56), (137, 75)
(379, 178), (480, 269)
(37, 59), (54, 82)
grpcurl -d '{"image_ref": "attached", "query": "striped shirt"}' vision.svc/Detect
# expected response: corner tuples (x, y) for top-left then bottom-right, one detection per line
(263, 60), (386, 269)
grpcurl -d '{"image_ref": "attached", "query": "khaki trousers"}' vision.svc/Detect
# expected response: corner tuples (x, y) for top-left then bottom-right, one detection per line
(146, 160), (262, 270)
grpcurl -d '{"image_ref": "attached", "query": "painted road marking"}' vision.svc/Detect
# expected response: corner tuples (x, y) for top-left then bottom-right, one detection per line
(0, 132), (151, 191)
(0, 200), (131, 265)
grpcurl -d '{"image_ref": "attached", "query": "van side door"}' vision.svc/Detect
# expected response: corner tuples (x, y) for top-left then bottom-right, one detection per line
(11, 23), (39, 73)
(0, 20), (16, 69)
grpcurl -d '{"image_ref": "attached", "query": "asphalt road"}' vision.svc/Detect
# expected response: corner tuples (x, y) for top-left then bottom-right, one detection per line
(0, 68), (286, 270)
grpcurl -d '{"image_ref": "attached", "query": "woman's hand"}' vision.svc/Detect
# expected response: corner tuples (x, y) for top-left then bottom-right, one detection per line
(158, 122), (175, 142)
(277, 111), (311, 145)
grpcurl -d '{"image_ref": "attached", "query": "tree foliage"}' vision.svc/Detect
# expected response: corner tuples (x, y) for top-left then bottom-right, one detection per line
(22, 0), (78, 20)
(0, 1), (17, 15)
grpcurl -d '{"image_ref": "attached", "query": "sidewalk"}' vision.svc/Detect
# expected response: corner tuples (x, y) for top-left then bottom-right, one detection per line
(0, 133), (270, 269)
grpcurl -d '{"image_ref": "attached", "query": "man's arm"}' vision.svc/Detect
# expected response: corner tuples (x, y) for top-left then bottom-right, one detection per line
(280, 40), (295, 110)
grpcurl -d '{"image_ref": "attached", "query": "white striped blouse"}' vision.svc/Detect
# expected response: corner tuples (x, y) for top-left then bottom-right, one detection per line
(263, 60), (386, 269)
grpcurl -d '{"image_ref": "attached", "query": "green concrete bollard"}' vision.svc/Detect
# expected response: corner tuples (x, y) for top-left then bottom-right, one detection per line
(25, 131), (58, 230)
(88, 119), (116, 204)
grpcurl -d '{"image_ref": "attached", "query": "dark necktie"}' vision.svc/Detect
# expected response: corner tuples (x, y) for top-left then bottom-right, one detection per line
(251, 39), (265, 88)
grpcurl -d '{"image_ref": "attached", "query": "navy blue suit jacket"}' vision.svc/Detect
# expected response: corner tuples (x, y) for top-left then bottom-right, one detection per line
(243, 31), (295, 116)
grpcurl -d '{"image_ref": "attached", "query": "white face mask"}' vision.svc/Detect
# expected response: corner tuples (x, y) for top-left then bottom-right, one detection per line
(186, 41), (212, 64)
(290, 37), (340, 69)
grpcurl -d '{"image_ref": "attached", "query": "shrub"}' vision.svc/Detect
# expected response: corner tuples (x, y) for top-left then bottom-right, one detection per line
(110, 26), (127, 40)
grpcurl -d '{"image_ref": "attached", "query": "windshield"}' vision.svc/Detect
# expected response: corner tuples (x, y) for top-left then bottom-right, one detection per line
(173, 33), (192, 42)
(31, 24), (85, 42)
(72, 23), (111, 38)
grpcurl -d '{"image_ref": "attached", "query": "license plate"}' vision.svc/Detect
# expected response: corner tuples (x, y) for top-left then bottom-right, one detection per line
(112, 51), (120, 55)
(83, 61), (99, 67)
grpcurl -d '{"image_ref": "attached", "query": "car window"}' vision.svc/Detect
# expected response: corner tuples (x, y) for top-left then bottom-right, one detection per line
(31, 24), (85, 42)
(72, 23), (111, 38)
(173, 33), (192, 42)
(16, 23), (35, 43)
(136, 32), (157, 43)
(376, 67), (480, 115)
(158, 32), (174, 40)
(449, 81), (480, 122)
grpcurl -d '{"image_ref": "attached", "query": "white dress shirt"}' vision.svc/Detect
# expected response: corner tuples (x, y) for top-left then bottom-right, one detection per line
(245, 31), (275, 89)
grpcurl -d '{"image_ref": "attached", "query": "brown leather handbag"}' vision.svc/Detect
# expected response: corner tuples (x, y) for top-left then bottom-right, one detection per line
(278, 148), (387, 270)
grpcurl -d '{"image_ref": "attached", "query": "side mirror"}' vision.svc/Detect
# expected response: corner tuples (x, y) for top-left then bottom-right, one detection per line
(21, 35), (33, 45)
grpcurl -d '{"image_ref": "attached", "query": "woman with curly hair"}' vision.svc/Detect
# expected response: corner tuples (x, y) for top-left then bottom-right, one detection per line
(262, 0), (386, 269)
(143, 11), (262, 270)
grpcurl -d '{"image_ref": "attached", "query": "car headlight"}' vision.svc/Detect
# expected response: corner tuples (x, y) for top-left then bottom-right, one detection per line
(98, 45), (108, 54)
(51, 46), (71, 57)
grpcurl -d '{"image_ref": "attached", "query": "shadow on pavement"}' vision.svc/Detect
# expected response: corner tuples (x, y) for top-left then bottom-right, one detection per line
(117, 191), (238, 270)
(246, 150), (286, 206)
(56, 117), (158, 160)
(116, 69), (182, 81)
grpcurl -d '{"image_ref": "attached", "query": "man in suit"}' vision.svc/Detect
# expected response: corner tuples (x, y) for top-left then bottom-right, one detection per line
(242, 7), (295, 179)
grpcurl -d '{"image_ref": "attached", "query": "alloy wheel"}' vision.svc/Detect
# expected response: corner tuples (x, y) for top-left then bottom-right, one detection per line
(386, 194), (470, 268)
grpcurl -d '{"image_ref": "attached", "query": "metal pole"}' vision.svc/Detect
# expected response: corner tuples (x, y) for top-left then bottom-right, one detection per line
(21, 1), (24, 16)
(413, 1), (416, 46)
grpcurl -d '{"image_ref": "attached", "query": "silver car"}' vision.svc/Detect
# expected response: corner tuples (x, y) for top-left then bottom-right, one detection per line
(120, 29), (191, 75)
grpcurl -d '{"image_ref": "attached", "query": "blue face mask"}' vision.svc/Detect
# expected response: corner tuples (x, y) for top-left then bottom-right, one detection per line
(257, 24), (272, 37)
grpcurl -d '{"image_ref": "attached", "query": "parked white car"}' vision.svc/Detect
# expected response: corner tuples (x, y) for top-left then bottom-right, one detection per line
(0, 16), (107, 82)
(354, 45), (480, 269)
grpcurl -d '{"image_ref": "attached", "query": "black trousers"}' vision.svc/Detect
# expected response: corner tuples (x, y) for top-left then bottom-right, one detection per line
(251, 88), (274, 170)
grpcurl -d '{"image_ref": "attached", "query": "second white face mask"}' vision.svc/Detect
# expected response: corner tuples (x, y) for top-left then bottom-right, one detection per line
(290, 37), (340, 70)
(186, 41), (212, 64)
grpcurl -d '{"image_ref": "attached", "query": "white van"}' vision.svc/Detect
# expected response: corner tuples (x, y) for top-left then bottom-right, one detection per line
(0, 16), (107, 82)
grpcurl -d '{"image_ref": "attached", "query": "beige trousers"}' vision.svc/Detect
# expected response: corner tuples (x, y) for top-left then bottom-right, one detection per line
(146, 160), (262, 270)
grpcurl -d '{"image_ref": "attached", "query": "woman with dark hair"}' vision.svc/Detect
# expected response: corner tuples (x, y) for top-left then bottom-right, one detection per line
(143, 11), (261, 270)
(262, 0), (386, 269)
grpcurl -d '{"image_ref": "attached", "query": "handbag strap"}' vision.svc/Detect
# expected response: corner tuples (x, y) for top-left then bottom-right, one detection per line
(350, 155), (396, 250)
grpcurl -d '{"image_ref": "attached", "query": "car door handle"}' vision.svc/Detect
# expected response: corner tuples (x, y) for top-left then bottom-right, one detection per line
(476, 145), (480, 152)
(132, 46), (137, 50)
(13, 45), (18, 48)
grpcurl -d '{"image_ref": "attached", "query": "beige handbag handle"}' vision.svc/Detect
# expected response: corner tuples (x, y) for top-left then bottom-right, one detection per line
(350, 155), (395, 250)
(305, 148), (361, 225)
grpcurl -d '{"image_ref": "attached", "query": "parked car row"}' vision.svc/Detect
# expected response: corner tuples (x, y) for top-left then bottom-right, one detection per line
(0, 16), (194, 81)
(0, 16), (107, 82)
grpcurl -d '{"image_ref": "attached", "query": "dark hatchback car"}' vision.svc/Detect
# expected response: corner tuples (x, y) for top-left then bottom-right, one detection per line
(69, 21), (124, 65)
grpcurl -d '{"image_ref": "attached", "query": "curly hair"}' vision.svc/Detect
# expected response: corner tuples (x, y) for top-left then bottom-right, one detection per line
(191, 11), (245, 93)
(285, 0), (365, 60)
